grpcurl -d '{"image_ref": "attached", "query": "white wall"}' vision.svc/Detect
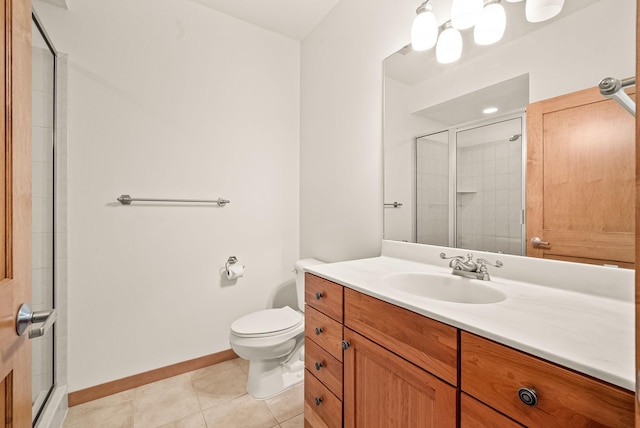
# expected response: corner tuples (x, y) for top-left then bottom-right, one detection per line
(300, 0), (413, 262)
(35, 0), (300, 392)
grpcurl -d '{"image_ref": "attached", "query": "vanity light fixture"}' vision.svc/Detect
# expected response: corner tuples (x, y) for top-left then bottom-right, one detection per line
(436, 21), (463, 64)
(483, 107), (499, 114)
(474, 0), (507, 46)
(411, 1), (439, 51)
(451, 0), (484, 30)
(525, 0), (565, 23)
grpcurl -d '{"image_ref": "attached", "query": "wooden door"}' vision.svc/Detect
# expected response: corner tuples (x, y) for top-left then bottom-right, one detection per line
(0, 0), (32, 426)
(527, 87), (636, 267)
(343, 328), (457, 428)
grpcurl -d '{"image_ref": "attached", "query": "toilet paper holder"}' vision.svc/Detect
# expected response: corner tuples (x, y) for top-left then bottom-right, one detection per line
(226, 256), (238, 273)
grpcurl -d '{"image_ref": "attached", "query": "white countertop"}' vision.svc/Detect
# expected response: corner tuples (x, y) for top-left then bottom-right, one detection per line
(306, 242), (635, 391)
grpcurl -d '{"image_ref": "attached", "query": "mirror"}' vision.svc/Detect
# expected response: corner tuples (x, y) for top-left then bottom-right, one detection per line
(383, 0), (635, 259)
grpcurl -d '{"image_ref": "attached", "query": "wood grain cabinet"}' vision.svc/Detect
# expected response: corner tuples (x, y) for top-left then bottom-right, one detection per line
(343, 288), (458, 427)
(461, 332), (634, 427)
(304, 274), (634, 427)
(304, 274), (344, 428)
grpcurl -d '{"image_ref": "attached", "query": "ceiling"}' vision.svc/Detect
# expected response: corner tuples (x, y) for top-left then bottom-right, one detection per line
(188, 0), (341, 40)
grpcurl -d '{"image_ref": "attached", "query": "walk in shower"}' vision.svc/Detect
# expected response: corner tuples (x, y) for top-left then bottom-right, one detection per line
(415, 116), (526, 256)
(32, 9), (68, 428)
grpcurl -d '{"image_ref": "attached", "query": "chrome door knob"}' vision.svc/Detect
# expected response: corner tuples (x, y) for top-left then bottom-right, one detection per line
(531, 237), (550, 247)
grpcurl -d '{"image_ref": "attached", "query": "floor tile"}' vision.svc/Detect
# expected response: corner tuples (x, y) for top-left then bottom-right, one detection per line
(192, 360), (247, 410)
(157, 412), (207, 428)
(202, 394), (278, 428)
(190, 359), (240, 381)
(280, 413), (304, 428)
(63, 401), (133, 428)
(264, 383), (303, 423)
(133, 374), (201, 427)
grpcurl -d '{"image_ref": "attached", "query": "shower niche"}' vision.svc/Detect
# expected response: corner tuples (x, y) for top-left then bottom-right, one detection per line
(415, 115), (525, 255)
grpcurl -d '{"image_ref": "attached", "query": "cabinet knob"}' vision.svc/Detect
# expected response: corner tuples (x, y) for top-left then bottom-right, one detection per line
(315, 361), (323, 371)
(315, 327), (323, 335)
(341, 340), (351, 350)
(518, 388), (538, 407)
(315, 292), (324, 300)
(314, 397), (323, 406)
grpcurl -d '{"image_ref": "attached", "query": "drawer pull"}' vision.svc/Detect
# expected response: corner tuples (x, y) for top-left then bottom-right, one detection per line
(518, 388), (538, 407)
(315, 361), (323, 370)
(314, 397), (323, 406)
(315, 327), (323, 335)
(315, 292), (324, 300)
(342, 340), (351, 350)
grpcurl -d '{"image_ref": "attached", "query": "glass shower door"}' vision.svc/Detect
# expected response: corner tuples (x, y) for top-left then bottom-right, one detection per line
(455, 117), (524, 255)
(31, 13), (56, 426)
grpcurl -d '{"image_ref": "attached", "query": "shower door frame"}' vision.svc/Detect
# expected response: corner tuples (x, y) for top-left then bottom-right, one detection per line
(414, 111), (527, 255)
(31, 8), (58, 427)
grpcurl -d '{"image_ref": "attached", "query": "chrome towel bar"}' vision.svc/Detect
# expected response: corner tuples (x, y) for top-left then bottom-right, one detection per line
(117, 194), (230, 206)
(384, 202), (403, 208)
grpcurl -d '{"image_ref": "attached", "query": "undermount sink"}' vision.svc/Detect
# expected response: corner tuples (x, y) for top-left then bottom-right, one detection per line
(380, 272), (507, 304)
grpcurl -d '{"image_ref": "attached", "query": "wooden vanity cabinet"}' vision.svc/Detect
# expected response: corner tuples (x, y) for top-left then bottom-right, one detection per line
(343, 288), (458, 427)
(461, 332), (635, 427)
(304, 273), (344, 428)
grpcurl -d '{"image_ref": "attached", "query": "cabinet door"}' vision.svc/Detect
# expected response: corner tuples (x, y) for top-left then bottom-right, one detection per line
(343, 328), (456, 428)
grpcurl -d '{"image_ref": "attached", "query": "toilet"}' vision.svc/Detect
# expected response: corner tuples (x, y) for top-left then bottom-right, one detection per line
(229, 258), (324, 399)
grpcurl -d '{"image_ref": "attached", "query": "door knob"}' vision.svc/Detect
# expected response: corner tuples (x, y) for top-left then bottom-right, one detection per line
(531, 237), (550, 247)
(16, 303), (57, 339)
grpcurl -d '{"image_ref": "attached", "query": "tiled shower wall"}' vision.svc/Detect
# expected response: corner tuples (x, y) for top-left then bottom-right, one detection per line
(456, 139), (523, 255)
(416, 139), (448, 245)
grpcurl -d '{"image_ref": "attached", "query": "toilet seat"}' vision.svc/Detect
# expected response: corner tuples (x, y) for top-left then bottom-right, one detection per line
(231, 306), (303, 338)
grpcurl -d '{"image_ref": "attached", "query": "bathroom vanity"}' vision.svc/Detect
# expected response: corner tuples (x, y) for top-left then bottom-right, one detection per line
(302, 241), (635, 427)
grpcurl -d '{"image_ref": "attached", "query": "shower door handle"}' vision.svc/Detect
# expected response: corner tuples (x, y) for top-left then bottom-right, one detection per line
(16, 304), (57, 339)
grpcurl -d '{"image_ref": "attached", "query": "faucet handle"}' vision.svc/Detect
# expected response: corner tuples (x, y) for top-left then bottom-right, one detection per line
(477, 258), (503, 268)
(439, 252), (473, 261)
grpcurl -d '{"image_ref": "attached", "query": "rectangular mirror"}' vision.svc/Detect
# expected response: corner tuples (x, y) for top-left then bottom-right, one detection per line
(383, 0), (635, 264)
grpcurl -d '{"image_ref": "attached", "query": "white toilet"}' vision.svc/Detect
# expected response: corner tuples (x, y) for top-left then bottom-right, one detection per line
(229, 258), (324, 399)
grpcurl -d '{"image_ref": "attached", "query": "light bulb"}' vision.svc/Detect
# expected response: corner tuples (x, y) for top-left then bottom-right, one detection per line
(411, 4), (438, 51)
(436, 22), (463, 64)
(451, 0), (484, 30)
(526, 0), (565, 23)
(474, 1), (506, 46)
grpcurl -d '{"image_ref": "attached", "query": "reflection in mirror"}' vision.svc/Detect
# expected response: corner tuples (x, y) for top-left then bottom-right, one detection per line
(383, 0), (635, 262)
(455, 117), (523, 255)
(416, 131), (448, 246)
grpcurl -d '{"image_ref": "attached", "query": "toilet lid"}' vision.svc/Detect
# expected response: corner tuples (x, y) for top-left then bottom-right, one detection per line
(231, 306), (303, 336)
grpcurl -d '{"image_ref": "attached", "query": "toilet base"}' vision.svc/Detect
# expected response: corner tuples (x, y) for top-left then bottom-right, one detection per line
(246, 345), (305, 399)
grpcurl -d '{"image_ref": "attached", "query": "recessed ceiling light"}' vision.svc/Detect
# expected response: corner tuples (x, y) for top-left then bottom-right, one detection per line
(483, 107), (498, 114)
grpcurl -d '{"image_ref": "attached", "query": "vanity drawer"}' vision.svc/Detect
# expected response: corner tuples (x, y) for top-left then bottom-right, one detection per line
(461, 393), (523, 428)
(461, 332), (634, 427)
(305, 305), (344, 361)
(305, 337), (343, 399)
(305, 273), (343, 322)
(344, 288), (458, 385)
(304, 368), (342, 428)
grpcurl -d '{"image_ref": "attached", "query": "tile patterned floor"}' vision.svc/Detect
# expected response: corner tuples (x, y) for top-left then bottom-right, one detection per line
(63, 358), (304, 428)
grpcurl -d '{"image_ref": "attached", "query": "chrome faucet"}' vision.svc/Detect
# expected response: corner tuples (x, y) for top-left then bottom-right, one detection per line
(439, 252), (503, 281)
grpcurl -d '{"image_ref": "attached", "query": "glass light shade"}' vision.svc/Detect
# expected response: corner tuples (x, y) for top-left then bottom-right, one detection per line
(436, 25), (463, 64)
(411, 7), (438, 51)
(451, 0), (484, 30)
(526, 0), (564, 23)
(474, 2), (506, 46)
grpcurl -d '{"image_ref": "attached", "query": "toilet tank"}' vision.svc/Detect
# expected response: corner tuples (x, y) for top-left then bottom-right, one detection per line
(294, 258), (325, 312)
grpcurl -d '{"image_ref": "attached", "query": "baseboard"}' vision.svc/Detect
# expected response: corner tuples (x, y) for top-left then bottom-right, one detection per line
(68, 349), (238, 407)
